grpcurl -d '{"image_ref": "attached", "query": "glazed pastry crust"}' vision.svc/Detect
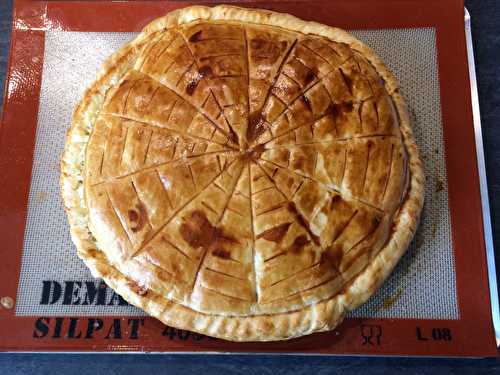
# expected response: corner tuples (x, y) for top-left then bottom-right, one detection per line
(60, 5), (424, 341)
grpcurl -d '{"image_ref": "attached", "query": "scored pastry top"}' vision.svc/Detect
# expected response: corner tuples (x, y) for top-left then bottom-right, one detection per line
(61, 4), (424, 341)
(85, 18), (407, 316)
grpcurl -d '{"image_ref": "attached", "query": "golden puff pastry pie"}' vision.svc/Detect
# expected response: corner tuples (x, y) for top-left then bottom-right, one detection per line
(61, 5), (424, 341)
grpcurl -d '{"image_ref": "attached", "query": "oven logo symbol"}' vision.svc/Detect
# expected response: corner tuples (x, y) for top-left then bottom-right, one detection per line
(360, 324), (382, 346)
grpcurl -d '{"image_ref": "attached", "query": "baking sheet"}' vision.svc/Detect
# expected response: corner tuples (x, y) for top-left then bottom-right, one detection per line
(464, 8), (500, 346)
(0, 0), (496, 356)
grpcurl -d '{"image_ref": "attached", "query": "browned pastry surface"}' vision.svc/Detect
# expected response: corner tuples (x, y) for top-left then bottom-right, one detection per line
(61, 5), (424, 341)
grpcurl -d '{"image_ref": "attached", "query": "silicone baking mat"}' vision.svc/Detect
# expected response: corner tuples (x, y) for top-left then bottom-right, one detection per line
(0, 0), (497, 356)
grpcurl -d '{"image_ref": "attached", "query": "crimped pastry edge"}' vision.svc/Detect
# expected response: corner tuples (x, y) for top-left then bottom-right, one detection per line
(60, 4), (425, 342)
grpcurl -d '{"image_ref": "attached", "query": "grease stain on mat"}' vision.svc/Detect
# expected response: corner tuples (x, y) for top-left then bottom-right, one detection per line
(382, 289), (403, 310)
(35, 191), (48, 204)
